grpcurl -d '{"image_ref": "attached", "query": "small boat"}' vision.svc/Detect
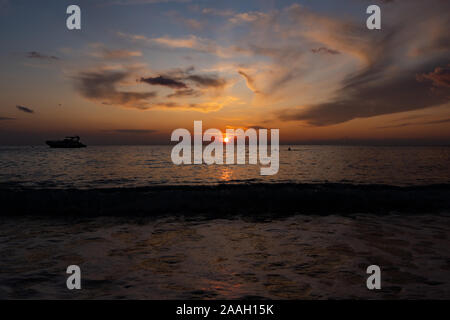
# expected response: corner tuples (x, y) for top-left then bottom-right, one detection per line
(288, 147), (292, 151)
(46, 136), (86, 148)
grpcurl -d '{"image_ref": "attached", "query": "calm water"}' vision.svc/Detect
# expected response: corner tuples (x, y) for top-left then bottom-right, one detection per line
(0, 145), (449, 189)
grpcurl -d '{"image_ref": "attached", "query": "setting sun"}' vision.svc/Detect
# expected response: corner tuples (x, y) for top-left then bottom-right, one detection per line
(224, 137), (230, 143)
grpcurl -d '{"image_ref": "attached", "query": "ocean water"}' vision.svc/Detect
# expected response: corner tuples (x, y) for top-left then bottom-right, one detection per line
(1, 214), (449, 299)
(0, 145), (449, 188)
(1, 145), (449, 299)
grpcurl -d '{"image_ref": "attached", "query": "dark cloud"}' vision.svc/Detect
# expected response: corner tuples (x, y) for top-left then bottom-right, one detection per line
(376, 118), (450, 129)
(185, 74), (226, 88)
(16, 105), (34, 113)
(74, 70), (221, 111)
(141, 67), (227, 90)
(417, 64), (450, 88)
(271, 0), (450, 126)
(167, 88), (201, 98)
(311, 47), (340, 55)
(0, 116), (15, 120)
(27, 51), (59, 60)
(247, 125), (267, 130)
(278, 2), (450, 126)
(238, 70), (260, 93)
(151, 102), (222, 112)
(278, 61), (450, 126)
(75, 70), (157, 109)
(140, 68), (227, 100)
(140, 75), (187, 89)
(108, 129), (158, 134)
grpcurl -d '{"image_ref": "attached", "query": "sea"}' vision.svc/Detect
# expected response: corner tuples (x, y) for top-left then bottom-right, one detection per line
(0, 145), (449, 188)
(0, 145), (449, 299)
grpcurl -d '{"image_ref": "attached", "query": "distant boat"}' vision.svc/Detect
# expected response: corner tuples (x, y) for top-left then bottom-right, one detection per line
(288, 147), (292, 151)
(46, 136), (86, 148)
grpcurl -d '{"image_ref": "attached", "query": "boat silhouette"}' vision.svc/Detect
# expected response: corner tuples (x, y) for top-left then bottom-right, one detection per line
(46, 136), (86, 148)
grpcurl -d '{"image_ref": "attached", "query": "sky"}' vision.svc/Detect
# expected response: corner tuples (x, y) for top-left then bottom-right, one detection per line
(0, 0), (449, 145)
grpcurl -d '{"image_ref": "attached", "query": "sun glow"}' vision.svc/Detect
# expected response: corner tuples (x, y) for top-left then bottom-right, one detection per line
(224, 137), (230, 143)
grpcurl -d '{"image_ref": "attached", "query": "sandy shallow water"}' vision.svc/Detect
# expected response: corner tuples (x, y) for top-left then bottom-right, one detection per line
(1, 213), (449, 299)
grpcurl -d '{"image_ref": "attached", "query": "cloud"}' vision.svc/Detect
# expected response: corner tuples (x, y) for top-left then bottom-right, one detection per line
(417, 64), (450, 88)
(278, 61), (450, 126)
(167, 88), (201, 98)
(101, 49), (142, 59)
(120, 2), (449, 123)
(75, 1), (450, 124)
(16, 105), (34, 113)
(118, 32), (214, 52)
(139, 69), (231, 111)
(201, 8), (234, 17)
(73, 66), (230, 112)
(247, 125), (267, 130)
(107, 129), (158, 134)
(183, 18), (203, 30)
(229, 12), (268, 24)
(198, 1), (450, 121)
(117, 32), (233, 57)
(311, 47), (340, 55)
(26, 51), (59, 60)
(88, 44), (143, 59)
(140, 67), (227, 91)
(152, 35), (201, 49)
(201, 7), (268, 25)
(165, 11), (205, 30)
(140, 75), (187, 89)
(376, 118), (450, 129)
(185, 74), (226, 88)
(151, 102), (224, 112)
(272, 1), (450, 126)
(0, 116), (15, 120)
(238, 70), (260, 93)
(75, 70), (157, 109)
